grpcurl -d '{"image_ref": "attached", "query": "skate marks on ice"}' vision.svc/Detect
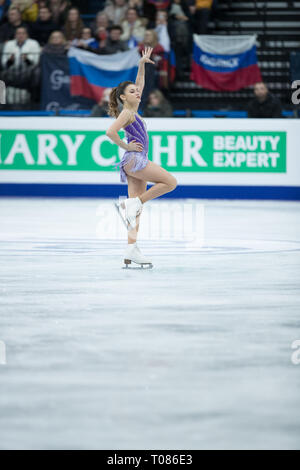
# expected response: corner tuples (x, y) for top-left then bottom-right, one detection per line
(0, 236), (300, 257)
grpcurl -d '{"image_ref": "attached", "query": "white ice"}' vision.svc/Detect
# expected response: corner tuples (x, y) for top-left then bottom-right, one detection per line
(0, 197), (300, 450)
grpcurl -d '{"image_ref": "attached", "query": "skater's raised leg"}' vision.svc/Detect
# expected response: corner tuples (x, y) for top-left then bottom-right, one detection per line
(124, 160), (177, 204)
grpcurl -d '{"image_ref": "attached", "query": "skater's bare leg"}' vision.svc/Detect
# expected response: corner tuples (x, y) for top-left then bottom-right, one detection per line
(124, 160), (177, 204)
(127, 174), (147, 244)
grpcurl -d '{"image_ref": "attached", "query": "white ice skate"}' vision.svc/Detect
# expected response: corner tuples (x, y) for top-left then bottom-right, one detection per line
(123, 243), (153, 269)
(114, 197), (143, 230)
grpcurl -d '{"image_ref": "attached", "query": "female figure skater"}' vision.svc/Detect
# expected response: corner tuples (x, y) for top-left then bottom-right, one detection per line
(106, 46), (177, 268)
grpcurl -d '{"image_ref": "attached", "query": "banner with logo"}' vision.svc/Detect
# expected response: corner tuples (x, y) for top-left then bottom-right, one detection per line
(40, 53), (95, 111)
(191, 34), (262, 91)
(68, 47), (140, 102)
(0, 117), (299, 200)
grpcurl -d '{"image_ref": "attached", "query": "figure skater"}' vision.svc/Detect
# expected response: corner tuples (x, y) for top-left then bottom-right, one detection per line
(106, 46), (177, 269)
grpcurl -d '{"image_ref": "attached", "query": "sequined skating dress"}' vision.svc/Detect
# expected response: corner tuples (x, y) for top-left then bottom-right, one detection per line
(114, 113), (149, 183)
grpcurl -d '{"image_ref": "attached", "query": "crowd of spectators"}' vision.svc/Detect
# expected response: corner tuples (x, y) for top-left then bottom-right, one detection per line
(0, 1), (284, 117)
(0, 0), (215, 106)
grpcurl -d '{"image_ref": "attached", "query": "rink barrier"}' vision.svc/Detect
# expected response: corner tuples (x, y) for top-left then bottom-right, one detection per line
(0, 183), (299, 200)
(0, 110), (295, 117)
(0, 117), (299, 200)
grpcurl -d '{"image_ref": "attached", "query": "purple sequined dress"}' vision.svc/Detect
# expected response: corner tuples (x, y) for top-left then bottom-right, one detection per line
(114, 113), (149, 183)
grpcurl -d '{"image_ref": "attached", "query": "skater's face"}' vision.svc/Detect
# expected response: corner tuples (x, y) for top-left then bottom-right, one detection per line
(120, 84), (141, 106)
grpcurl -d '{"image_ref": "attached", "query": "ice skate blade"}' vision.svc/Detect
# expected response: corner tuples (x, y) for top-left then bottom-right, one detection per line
(122, 259), (153, 269)
(114, 202), (136, 231)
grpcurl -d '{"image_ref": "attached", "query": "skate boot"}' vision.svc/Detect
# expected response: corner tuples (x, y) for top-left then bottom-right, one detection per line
(119, 197), (143, 229)
(114, 197), (143, 230)
(123, 242), (153, 269)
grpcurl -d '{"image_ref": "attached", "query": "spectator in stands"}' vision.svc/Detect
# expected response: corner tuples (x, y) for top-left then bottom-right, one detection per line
(11, 0), (38, 22)
(42, 29), (68, 54)
(77, 24), (128, 54)
(120, 7), (145, 48)
(247, 82), (282, 118)
(90, 87), (112, 117)
(93, 24), (109, 49)
(37, 0), (47, 7)
(0, 0), (11, 24)
(143, 89), (173, 116)
(75, 25), (107, 51)
(62, 6), (84, 41)
(1, 25), (40, 103)
(29, 6), (58, 46)
(139, 28), (164, 63)
(167, 0), (190, 78)
(128, 0), (156, 28)
(90, 11), (109, 37)
(80, 27), (96, 44)
(128, 0), (143, 18)
(72, 27), (99, 49)
(103, 0), (128, 26)
(155, 9), (170, 52)
(98, 24), (128, 53)
(49, 0), (70, 27)
(147, 0), (170, 10)
(0, 5), (25, 43)
(2, 24), (40, 66)
(190, 0), (213, 34)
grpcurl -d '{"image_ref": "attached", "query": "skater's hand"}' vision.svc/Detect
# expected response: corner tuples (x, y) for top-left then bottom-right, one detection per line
(140, 46), (155, 65)
(127, 139), (143, 152)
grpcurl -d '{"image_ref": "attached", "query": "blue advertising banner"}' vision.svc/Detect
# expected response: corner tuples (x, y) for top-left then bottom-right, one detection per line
(40, 52), (95, 111)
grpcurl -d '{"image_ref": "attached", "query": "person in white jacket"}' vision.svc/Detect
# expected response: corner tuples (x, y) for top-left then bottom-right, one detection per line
(120, 8), (145, 48)
(1, 25), (40, 104)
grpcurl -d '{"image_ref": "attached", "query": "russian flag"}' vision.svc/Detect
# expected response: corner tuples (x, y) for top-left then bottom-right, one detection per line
(190, 34), (262, 91)
(68, 46), (140, 102)
(169, 48), (176, 83)
(160, 48), (176, 87)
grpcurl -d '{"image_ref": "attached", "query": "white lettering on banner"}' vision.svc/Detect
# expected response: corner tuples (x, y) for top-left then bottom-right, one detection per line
(91, 135), (116, 166)
(269, 136), (280, 151)
(200, 54), (239, 68)
(4, 134), (35, 165)
(213, 135), (280, 151)
(37, 134), (62, 165)
(152, 136), (177, 166)
(213, 152), (280, 167)
(60, 134), (85, 166)
(182, 135), (207, 167)
(50, 70), (69, 90)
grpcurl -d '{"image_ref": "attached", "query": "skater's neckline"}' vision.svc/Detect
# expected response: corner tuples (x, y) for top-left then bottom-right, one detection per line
(123, 112), (144, 130)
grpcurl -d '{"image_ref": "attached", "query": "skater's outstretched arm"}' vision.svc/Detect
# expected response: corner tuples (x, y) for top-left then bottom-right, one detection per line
(135, 46), (155, 96)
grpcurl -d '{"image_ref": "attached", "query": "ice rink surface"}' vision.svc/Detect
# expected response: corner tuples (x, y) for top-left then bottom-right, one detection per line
(0, 196), (300, 450)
